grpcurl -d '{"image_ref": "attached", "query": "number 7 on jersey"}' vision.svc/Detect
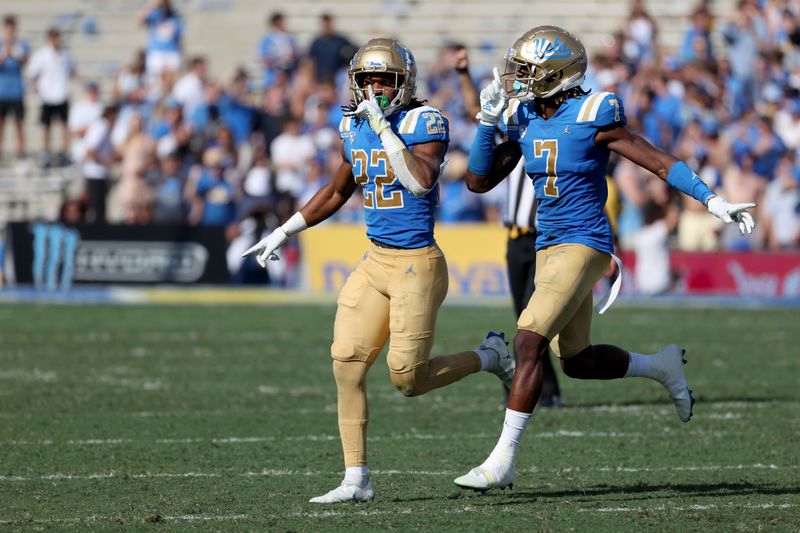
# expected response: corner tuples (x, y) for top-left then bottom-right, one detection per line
(534, 139), (559, 198)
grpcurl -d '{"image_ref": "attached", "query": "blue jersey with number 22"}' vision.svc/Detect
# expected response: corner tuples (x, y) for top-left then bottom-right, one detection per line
(500, 91), (626, 254)
(339, 105), (448, 248)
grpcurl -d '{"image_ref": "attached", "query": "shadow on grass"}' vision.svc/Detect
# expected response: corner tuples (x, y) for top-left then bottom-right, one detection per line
(556, 396), (797, 410)
(435, 481), (800, 505)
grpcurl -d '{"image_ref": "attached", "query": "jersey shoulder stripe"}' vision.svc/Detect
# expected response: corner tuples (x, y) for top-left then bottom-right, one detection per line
(398, 105), (440, 135)
(499, 99), (522, 136)
(339, 114), (354, 135)
(577, 91), (612, 123)
(503, 99), (522, 126)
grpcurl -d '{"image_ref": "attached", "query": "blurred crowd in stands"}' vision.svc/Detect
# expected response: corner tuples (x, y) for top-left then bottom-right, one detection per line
(1, 0), (799, 286)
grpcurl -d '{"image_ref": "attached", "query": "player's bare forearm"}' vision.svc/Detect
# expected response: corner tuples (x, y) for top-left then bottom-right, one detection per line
(299, 164), (357, 226)
(598, 125), (678, 180)
(457, 73), (481, 121)
(398, 141), (445, 190)
(466, 141), (522, 193)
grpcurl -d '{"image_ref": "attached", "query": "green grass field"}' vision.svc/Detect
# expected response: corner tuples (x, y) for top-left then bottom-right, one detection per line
(1, 303), (798, 531)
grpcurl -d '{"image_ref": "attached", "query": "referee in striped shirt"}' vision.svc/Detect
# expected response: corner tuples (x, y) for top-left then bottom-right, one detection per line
(453, 46), (562, 407)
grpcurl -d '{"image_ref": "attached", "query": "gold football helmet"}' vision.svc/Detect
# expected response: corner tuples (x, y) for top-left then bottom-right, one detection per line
(502, 26), (587, 101)
(349, 37), (417, 113)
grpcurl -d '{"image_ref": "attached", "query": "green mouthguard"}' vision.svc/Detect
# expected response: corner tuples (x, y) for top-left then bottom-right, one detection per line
(375, 95), (390, 110)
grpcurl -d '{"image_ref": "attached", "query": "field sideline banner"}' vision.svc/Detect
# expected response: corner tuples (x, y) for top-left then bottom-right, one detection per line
(299, 224), (510, 296)
(5, 222), (229, 288)
(618, 251), (800, 297)
(301, 225), (800, 298)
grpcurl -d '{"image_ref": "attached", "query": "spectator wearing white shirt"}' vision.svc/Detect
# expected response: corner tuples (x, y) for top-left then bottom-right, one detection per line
(635, 199), (680, 296)
(270, 116), (315, 198)
(82, 105), (118, 224)
(774, 99), (800, 151)
(171, 55), (206, 118)
(27, 28), (75, 166)
(761, 153), (800, 250)
(68, 81), (103, 165)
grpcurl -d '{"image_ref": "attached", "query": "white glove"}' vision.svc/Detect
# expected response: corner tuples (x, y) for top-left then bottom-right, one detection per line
(241, 227), (289, 267)
(349, 86), (391, 136)
(706, 196), (757, 235)
(476, 67), (508, 126)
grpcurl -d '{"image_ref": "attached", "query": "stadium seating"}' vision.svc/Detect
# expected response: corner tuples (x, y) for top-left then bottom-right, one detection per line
(7, 0), (738, 88)
(0, 0), (737, 225)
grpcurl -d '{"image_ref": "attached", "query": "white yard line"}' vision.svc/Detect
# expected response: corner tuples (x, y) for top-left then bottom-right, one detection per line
(2, 428), (743, 447)
(0, 463), (794, 482)
(0, 514), (250, 525)
(1, 502), (795, 525)
(579, 502), (796, 513)
(2, 399), (787, 419)
(2, 430), (655, 447)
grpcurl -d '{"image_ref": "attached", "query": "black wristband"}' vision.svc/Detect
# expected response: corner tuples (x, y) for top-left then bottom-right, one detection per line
(455, 67), (469, 74)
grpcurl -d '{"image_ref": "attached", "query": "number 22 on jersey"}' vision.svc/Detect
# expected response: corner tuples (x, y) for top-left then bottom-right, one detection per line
(351, 148), (404, 209)
(534, 139), (559, 198)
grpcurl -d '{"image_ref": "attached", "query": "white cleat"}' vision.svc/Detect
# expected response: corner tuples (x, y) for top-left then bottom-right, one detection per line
(479, 331), (515, 391)
(454, 462), (515, 493)
(309, 480), (375, 503)
(652, 344), (695, 422)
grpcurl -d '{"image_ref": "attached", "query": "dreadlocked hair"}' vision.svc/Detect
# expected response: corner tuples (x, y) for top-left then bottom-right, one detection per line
(341, 97), (427, 114)
(552, 86), (591, 106)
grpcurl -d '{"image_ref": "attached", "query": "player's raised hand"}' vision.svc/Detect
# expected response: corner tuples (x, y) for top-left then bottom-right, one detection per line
(348, 86), (391, 136)
(242, 228), (289, 267)
(706, 196), (757, 235)
(477, 67), (508, 126)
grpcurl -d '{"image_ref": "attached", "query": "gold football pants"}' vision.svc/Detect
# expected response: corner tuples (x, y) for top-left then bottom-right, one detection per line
(330, 243), (480, 467)
(517, 243), (611, 359)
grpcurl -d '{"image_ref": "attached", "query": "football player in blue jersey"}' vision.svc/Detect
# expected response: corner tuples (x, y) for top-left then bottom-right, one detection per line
(243, 37), (516, 503)
(454, 26), (757, 492)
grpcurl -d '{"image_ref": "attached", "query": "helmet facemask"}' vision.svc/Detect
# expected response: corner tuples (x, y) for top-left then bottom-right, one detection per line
(351, 71), (408, 114)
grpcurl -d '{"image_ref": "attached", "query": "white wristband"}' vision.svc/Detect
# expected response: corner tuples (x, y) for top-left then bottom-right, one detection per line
(280, 212), (308, 236)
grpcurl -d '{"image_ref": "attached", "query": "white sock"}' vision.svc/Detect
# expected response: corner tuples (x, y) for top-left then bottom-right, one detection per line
(625, 351), (655, 378)
(487, 409), (531, 464)
(474, 348), (498, 370)
(344, 466), (368, 486)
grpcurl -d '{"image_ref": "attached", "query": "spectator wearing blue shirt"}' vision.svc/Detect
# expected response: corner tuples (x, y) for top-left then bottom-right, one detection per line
(218, 67), (255, 146)
(721, 3), (768, 113)
(751, 115), (786, 179)
(257, 12), (298, 89)
(308, 14), (354, 83)
(189, 147), (237, 227)
(137, 0), (183, 87)
(437, 151), (485, 223)
(152, 152), (187, 224)
(0, 15), (28, 159)
(681, 7), (715, 65)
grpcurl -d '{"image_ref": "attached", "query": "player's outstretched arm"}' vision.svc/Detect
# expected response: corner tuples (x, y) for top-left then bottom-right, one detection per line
(598, 125), (756, 236)
(242, 148), (357, 267)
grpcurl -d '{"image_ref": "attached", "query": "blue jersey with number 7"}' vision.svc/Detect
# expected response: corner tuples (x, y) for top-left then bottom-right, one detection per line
(499, 91), (626, 254)
(339, 105), (448, 248)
